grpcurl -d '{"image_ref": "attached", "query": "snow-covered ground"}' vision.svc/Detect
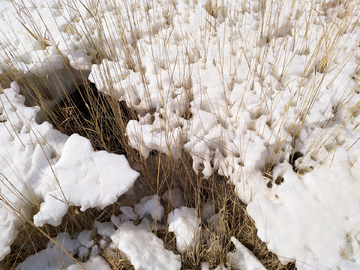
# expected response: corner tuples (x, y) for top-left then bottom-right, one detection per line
(1, 0), (360, 269)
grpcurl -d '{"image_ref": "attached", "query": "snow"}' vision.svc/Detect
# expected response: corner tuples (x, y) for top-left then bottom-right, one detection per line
(33, 133), (140, 227)
(247, 167), (360, 268)
(94, 221), (117, 239)
(228, 237), (267, 270)
(0, 0), (360, 269)
(0, 82), (68, 260)
(17, 234), (111, 270)
(134, 195), (164, 221)
(201, 201), (216, 222)
(168, 207), (202, 253)
(0, 83), (139, 259)
(201, 262), (210, 270)
(16, 232), (81, 270)
(120, 205), (138, 221)
(67, 256), (112, 270)
(77, 230), (94, 249)
(110, 221), (181, 270)
(214, 264), (228, 270)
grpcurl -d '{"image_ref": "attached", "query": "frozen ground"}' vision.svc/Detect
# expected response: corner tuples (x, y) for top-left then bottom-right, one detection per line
(1, 0), (360, 269)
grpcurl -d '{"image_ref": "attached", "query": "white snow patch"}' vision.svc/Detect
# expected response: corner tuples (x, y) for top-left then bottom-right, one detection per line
(168, 207), (202, 253)
(16, 233), (80, 270)
(33, 134), (140, 227)
(247, 167), (360, 269)
(1, 0), (360, 268)
(228, 237), (266, 270)
(67, 256), (112, 270)
(110, 221), (181, 270)
(134, 195), (164, 221)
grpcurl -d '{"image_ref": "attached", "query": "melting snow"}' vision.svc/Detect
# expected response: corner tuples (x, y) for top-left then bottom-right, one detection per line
(1, 0), (360, 269)
(110, 221), (181, 270)
(168, 207), (202, 253)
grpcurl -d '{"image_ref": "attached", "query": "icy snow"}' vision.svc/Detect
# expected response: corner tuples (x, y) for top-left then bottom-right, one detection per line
(1, 0), (360, 269)
(77, 230), (94, 249)
(120, 205), (138, 221)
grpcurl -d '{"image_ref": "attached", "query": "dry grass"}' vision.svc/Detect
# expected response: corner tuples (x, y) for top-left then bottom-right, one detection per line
(0, 0), (359, 269)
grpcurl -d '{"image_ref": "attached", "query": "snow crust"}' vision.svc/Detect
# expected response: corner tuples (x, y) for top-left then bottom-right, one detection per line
(1, 0), (360, 268)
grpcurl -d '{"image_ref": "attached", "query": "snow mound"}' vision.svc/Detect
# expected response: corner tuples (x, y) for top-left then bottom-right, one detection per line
(248, 166), (360, 269)
(168, 207), (202, 253)
(110, 221), (181, 270)
(33, 133), (139, 227)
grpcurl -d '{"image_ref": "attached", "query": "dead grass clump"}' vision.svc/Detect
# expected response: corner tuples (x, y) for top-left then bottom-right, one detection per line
(46, 81), (138, 155)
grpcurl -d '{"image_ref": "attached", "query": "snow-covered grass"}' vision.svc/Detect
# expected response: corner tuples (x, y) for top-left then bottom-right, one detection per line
(0, 0), (360, 269)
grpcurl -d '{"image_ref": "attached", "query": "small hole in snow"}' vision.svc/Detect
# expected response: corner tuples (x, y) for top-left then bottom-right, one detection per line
(289, 151), (303, 167)
(51, 152), (57, 159)
(198, 163), (205, 172)
(275, 176), (284, 185)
